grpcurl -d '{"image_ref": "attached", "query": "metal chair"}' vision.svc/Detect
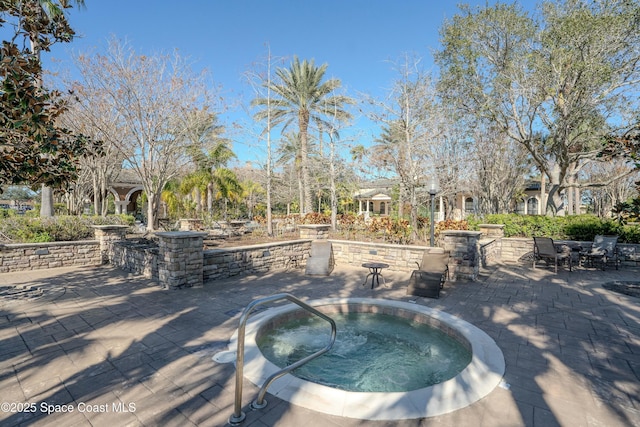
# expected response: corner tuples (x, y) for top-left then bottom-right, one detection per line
(533, 236), (572, 273)
(582, 235), (619, 270)
(407, 251), (449, 298)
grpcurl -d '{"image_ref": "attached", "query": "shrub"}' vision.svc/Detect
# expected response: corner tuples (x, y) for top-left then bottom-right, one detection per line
(0, 215), (134, 243)
(479, 213), (640, 244)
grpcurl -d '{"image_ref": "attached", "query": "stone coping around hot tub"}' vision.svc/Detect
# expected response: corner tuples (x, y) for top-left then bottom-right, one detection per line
(228, 297), (505, 421)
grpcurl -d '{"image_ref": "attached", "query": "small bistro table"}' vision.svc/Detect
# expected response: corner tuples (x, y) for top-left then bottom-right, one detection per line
(361, 262), (390, 289)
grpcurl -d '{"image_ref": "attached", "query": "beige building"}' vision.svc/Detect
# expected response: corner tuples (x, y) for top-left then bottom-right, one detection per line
(354, 179), (561, 221)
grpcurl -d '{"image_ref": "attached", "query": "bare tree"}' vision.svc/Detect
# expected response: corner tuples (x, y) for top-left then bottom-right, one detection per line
(58, 84), (124, 216)
(69, 37), (218, 230)
(583, 159), (640, 217)
(245, 46), (284, 234)
(470, 124), (529, 215)
(365, 54), (444, 237)
(437, 1), (640, 215)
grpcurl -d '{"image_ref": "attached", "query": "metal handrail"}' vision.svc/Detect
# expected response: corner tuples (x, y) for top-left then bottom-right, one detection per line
(228, 293), (337, 425)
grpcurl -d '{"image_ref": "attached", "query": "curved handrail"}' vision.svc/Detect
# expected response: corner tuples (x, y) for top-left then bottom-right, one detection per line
(229, 293), (336, 425)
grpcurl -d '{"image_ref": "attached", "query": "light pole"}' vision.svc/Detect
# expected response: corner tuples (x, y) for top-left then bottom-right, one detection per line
(428, 176), (439, 247)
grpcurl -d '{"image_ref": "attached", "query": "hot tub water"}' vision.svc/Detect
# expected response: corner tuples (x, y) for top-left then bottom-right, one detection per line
(258, 312), (472, 392)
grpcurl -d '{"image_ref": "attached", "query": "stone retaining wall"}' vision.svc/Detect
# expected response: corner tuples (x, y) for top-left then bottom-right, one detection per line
(204, 240), (312, 281)
(0, 241), (100, 273)
(328, 239), (443, 272)
(480, 238), (501, 267)
(111, 241), (159, 281)
(4, 223), (639, 286)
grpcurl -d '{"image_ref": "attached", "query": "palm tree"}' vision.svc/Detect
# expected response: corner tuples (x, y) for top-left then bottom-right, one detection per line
(276, 132), (305, 214)
(252, 56), (353, 214)
(211, 168), (242, 220)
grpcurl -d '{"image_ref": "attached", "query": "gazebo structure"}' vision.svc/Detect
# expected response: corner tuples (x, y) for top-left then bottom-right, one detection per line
(109, 170), (144, 215)
(354, 189), (392, 217)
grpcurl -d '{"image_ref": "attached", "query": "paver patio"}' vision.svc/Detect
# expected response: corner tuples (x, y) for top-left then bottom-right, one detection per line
(0, 261), (639, 426)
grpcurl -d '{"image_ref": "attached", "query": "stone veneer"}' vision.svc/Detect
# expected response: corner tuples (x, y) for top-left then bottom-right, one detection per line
(93, 225), (129, 264)
(328, 239), (444, 272)
(156, 232), (207, 289)
(111, 240), (159, 281)
(298, 224), (330, 240)
(440, 230), (482, 281)
(0, 241), (100, 273)
(204, 240), (312, 281)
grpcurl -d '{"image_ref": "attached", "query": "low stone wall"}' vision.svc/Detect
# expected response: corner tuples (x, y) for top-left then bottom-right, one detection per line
(111, 240), (159, 281)
(480, 238), (501, 267)
(204, 240), (312, 281)
(0, 241), (100, 273)
(328, 239), (443, 272)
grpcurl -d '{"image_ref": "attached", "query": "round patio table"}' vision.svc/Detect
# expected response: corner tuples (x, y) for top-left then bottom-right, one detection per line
(361, 262), (389, 289)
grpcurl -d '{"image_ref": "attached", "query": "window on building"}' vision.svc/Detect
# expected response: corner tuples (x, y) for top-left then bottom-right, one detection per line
(464, 197), (474, 214)
(379, 202), (385, 214)
(527, 197), (538, 215)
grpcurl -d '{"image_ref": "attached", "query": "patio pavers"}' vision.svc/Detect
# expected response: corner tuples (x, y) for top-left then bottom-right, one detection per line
(0, 262), (639, 426)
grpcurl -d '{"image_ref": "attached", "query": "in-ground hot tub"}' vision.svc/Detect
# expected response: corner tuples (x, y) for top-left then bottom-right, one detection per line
(230, 298), (505, 421)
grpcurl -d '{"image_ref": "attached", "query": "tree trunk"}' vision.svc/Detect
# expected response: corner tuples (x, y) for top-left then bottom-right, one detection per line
(207, 182), (214, 216)
(299, 110), (312, 214)
(409, 185), (418, 241)
(146, 192), (157, 231)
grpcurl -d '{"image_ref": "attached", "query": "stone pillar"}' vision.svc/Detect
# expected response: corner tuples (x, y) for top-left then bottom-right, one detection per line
(93, 225), (129, 264)
(440, 230), (482, 281)
(114, 201), (128, 215)
(298, 224), (330, 240)
(478, 224), (505, 266)
(479, 224), (505, 239)
(156, 232), (207, 289)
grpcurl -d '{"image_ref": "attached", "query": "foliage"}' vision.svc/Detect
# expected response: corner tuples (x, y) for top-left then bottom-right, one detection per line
(434, 219), (468, 235)
(252, 56), (354, 214)
(0, 1), (100, 193)
(300, 212), (330, 224)
(479, 213), (640, 243)
(437, 0), (640, 215)
(70, 37), (216, 230)
(0, 214), (134, 243)
(612, 198), (640, 224)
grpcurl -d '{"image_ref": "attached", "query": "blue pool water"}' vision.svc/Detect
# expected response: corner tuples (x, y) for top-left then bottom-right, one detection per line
(257, 312), (472, 392)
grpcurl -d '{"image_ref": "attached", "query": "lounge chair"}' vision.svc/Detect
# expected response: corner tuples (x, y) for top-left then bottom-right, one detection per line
(533, 236), (572, 273)
(582, 235), (619, 270)
(407, 251), (449, 298)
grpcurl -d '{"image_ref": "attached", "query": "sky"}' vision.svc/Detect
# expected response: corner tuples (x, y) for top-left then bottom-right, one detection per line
(32, 0), (539, 166)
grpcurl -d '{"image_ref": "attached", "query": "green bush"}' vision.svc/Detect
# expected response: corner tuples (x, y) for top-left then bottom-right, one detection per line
(0, 208), (13, 218)
(479, 213), (640, 243)
(0, 215), (134, 243)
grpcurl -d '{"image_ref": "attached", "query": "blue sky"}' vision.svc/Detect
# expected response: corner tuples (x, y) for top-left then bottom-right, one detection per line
(36, 0), (538, 165)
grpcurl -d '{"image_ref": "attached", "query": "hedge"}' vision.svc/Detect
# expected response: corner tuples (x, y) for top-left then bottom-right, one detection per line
(477, 214), (640, 243)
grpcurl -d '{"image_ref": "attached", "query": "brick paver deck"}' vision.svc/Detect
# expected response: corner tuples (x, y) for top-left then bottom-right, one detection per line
(0, 262), (639, 426)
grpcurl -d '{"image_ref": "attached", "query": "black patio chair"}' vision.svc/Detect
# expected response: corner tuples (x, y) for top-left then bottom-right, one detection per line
(533, 236), (572, 273)
(582, 235), (619, 270)
(407, 251), (449, 298)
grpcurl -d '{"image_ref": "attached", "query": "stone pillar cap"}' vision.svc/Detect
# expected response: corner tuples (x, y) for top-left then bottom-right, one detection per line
(156, 231), (208, 238)
(92, 225), (129, 229)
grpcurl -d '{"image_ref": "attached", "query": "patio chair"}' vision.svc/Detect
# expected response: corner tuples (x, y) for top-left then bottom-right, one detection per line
(533, 236), (572, 273)
(582, 235), (619, 270)
(407, 251), (449, 298)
